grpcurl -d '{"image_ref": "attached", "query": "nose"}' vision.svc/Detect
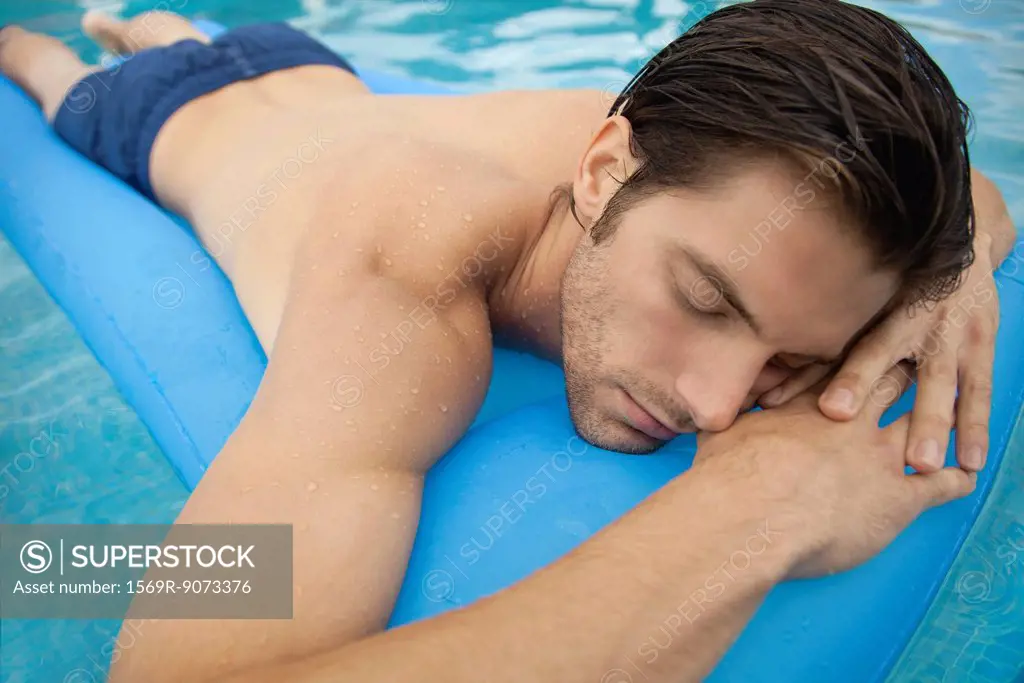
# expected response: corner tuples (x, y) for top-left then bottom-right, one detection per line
(675, 353), (769, 433)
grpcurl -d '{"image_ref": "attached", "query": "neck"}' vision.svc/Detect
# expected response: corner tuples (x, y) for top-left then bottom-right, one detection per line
(488, 184), (583, 362)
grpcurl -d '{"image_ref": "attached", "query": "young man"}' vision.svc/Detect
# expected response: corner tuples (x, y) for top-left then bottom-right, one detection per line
(0, 1), (1016, 681)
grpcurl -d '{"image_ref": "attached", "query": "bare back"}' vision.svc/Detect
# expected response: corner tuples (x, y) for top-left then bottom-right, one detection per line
(151, 67), (610, 350)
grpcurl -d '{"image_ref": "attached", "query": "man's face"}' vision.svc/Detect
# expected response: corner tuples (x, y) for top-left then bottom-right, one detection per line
(560, 163), (901, 454)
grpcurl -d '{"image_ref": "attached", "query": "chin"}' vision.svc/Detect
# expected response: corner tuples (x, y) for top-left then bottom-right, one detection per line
(568, 403), (666, 455)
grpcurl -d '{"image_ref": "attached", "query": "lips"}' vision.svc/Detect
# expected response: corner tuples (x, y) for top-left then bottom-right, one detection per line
(621, 390), (680, 441)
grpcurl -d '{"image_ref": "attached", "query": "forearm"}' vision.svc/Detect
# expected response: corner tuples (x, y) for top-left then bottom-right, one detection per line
(229, 455), (800, 683)
(973, 169), (1018, 265)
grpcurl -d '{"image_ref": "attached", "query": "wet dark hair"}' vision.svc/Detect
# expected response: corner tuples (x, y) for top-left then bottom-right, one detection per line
(575, 0), (975, 305)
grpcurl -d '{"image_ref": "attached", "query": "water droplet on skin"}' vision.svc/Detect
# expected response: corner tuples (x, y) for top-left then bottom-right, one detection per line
(345, 419), (355, 426)
(330, 404), (342, 412)
(376, 244), (383, 254)
(424, 234), (431, 241)
(417, 221), (427, 228)
(370, 484), (380, 491)
(355, 248), (364, 253)
(333, 231), (339, 238)
(354, 325), (361, 332)
(351, 201), (360, 208)
(242, 486), (253, 494)
(439, 404), (449, 413)
(296, 585), (304, 598)
(411, 387), (420, 394)
(419, 200), (428, 206)
(390, 512), (401, 519)
(463, 213), (473, 222)
(291, 452), (299, 458)
(436, 186), (446, 192)
(307, 482), (319, 492)
(384, 258), (393, 266)
(433, 354), (441, 364)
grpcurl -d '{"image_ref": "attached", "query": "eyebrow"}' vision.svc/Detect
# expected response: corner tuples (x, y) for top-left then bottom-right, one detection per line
(677, 245), (844, 365)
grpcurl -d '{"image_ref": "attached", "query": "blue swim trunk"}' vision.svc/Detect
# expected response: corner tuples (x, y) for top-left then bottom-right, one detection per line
(53, 23), (357, 201)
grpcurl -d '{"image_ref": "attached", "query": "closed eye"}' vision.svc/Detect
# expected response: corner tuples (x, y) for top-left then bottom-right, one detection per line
(670, 265), (732, 321)
(676, 286), (730, 320)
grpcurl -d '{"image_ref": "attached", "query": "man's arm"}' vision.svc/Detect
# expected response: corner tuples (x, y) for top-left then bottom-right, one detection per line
(107, 161), (500, 683)
(973, 169), (1017, 265)
(238, 455), (789, 683)
(223, 371), (975, 683)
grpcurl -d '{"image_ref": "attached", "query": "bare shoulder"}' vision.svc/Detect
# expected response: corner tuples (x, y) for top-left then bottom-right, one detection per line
(228, 140), (546, 468)
(295, 140), (549, 325)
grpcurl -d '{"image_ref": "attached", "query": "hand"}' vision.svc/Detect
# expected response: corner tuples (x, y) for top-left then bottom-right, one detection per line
(759, 237), (999, 474)
(697, 368), (977, 580)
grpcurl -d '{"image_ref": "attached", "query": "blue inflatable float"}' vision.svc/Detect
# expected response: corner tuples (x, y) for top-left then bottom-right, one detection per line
(2, 19), (1023, 683)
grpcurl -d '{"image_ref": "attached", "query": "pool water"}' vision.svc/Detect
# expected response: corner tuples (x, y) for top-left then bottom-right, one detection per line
(0, 1), (1021, 682)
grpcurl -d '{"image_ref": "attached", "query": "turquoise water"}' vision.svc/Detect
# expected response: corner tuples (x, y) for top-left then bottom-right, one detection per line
(0, 1), (1021, 681)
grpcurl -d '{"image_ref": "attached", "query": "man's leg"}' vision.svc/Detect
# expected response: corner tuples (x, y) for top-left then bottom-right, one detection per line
(0, 26), (97, 121)
(0, 11), (209, 118)
(80, 9), (210, 53)
(0, 11), (208, 121)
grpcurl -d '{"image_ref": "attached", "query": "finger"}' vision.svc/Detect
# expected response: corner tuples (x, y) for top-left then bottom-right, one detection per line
(954, 321), (996, 472)
(883, 393), (958, 466)
(862, 361), (916, 424)
(758, 363), (833, 408)
(820, 322), (905, 420)
(906, 349), (959, 474)
(908, 467), (978, 511)
(882, 408), (910, 451)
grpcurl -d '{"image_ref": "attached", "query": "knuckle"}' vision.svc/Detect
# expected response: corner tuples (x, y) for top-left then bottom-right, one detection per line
(918, 413), (953, 434)
(967, 316), (997, 346)
(962, 374), (994, 404)
(960, 421), (990, 441)
(918, 355), (957, 381)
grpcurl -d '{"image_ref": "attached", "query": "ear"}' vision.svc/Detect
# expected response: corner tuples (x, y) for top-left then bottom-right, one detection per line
(571, 115), (638, 227)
